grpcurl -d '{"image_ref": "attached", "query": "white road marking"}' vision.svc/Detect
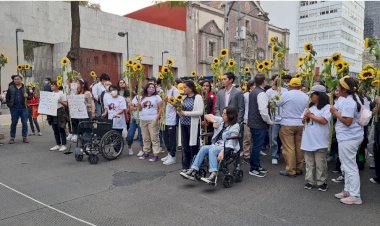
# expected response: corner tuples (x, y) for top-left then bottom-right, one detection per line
(0, 182), (96, 226)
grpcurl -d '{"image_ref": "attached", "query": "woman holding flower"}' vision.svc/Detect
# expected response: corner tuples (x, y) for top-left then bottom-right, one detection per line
(200, 80), (217, 145)
(178, 80), (204, 170)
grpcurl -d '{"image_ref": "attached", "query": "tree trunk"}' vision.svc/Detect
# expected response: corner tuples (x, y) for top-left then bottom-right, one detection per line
(68, 1), (80, 71)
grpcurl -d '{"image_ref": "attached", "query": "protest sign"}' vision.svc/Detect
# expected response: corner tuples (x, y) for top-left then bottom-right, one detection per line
(67, 95), (88, 119)
(38, 91), (59, 116)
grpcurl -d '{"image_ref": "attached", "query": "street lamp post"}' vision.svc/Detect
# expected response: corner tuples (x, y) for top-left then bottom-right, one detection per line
(161, 51), (169, 67)
(118, 31), (129, 60)
(16, 28), (24, 75)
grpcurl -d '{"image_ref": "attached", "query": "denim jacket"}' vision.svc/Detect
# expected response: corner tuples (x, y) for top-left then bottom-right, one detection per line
(211, 116), (240, 152)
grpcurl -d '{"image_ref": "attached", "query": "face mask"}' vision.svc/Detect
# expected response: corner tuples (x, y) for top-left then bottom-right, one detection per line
(29, 89), (33, 93)
(111, 90), (118, 97)
(283, 83), (289, 88)
(44, 81), (48, 85)
(105, 85), (111, 91)
(147, 87), (155, 95)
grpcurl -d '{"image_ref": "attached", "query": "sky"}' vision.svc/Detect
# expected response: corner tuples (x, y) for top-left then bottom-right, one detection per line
(92, 0), (155, 16)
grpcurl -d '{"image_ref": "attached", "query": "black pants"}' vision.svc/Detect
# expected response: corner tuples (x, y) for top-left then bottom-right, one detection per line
(181, 124), (199, 169)
(27, 107), (40, 133)
(374, 121), (380, 180)
(52, 123), (67, 145)
(163, 125), (177, 157)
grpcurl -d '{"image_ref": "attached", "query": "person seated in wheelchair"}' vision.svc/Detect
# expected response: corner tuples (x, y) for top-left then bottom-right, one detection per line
(180, 106), (240, 184)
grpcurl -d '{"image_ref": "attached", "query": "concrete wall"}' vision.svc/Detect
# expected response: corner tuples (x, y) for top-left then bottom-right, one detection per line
(0, 1), (186, 91)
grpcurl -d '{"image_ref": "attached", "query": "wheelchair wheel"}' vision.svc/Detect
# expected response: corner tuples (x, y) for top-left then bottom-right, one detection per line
(195, 169), (207, 181)
(88, 154), (99, 164)
(99, 130), (124, 160)
(74, 147), (83, 161)
(233, 169), (244, 183)
(75, 153), (83, 161)
(223, 175), (234, 188)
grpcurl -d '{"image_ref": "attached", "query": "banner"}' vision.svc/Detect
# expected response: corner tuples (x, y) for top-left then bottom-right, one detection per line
(67, 95), (88, 119)
(38, 91), (60, 116)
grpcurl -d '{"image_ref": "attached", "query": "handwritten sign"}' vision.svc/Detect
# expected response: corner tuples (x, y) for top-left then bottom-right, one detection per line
(38, 91), (59, 116)
(67, 95), (88, 119)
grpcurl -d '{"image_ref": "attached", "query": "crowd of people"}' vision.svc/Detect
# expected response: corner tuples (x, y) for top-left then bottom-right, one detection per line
(2, 71), (380, 205)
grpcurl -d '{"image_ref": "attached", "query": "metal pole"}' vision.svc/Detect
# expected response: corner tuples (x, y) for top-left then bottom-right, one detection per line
(237, 1), (241, 84)
(126, 32), (129, 60)
(224, 2), (229, 49)
(161, 52), (164, 67)
(16, 31), (19, 75)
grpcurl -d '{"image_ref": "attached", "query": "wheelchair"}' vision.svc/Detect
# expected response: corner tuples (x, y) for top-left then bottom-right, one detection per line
(73, 118), (124, 164)
(193, 123), (244, 188)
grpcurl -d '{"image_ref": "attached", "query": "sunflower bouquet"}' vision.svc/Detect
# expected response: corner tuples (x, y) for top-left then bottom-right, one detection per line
(16, 64), (31, 78)
(61, 56), (81, 93)
(158, 58), (176, 129)
(269, 36), (287, 86)
(167, 94), (184, 111)
(0, 53), (9, 68)
(255, 59), (273, 79)
(90, 71), (97, 82)
(295, 43), (318, 92)
(210, 48), (239, 92)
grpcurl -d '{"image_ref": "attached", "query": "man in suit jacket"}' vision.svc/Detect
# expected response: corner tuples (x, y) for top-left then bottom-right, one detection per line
(214, 72), (245, 123)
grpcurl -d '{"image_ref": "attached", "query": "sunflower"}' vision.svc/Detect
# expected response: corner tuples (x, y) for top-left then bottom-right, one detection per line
(218, 75), (224, 80)
(305, 53), (312, 61)
(335, 60), (345, 73)
(372, 79), (380, 87)
(364, 37), (369, 49)
(168, 96), (177, 105)
(5, 57), (9, 63)
(166, 58), (174, 66)
(191, 71), (197, 76)
(322, 58), (330, 64)
(90, 71), (96, 77)
(270, 36), (277, 45)
(270, 59), (274, 65)
(241, 85), (247, 93)
(257, 63), (265, 72)
(227, 59), (236, 67)
(295, 73), (302, 78)
(359, 69), (375, 80)
(296, 56), (304, 67)
(57, 75), (63, 83)
(158, 72), (164, 80)
(343, 61), (350, 67)
(363, 63), (374, 70)
(23, 64), (30, 70)
(263, 60), (271, 70)
(304, 43), (313, 52)
(332, 52), (342, 62)
(125, 59), (134, 67)
(276, 52), (284, 59)
(296, 62), (303, 68)
(243, 66), (250, 74)
(17, 65), (23, 71)
(213, 58), (220, 65)
(133, 63), (143, 72)
(275, 95), (281, 101)
(57, 80), (62, 87)
(61, 56), (70, 66)
(134, 55), (142, 61)
(272, 45), (279, 53)
(161, 66), (170, 73)
(176, 95), (184, 102)
(220, 48), (228, 58)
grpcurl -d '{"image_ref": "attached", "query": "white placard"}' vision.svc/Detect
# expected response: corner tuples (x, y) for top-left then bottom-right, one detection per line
(38, 91), (60, 116)
(67, 95), (88, 119)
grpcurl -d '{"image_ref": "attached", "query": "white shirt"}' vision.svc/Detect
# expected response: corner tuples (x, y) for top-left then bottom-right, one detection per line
(104, 95), (127, 129)
(335, 95), (364, 142)
(243, 92), (249, 121)
(225, 87), (232, 107)
(92, 82), (105, 101)
(140, 95), (162, 121)
(165, 87), (179, 126)
(257, 91), (272, 125)
(131, 96), (141, 119)
(301, 105), (331, 151)
(277, 89), (308, 126)
(55, 91), (66, 109)
(266, 87), (288, 124)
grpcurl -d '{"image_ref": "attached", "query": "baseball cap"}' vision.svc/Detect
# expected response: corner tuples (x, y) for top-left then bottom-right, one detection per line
(289, 78), (301, 87)
(309, 85), (326, 94)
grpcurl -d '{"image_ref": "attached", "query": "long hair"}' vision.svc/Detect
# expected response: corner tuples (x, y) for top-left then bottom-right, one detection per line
(224, 106), (238, 126)
(339, 76), (363, 112)
(77, 79), (90, 94)
(309, 91), (329, 110)
(141, 83), (157, 100)
(183, 80), (197, 95)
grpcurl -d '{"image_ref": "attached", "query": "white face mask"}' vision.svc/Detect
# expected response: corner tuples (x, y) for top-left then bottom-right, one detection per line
(111, 90), (118, 97)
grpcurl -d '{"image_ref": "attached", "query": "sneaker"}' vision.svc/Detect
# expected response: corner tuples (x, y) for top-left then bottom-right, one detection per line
(38, 132), (42, 136)
(331, 170), (340, 173)
(148, 156), (159, 162)
(201, 173), (217, 184)
(331, 175), (344, 183)
(249, 170), (266, 178)
(58, 145), (67, 152)
(304, 183), (313, 190)
(327, 156), (334, 162)
(136, 151), (144, 157)
(9, 138), (15, 144)
(272, 158), (278, 165)
(67, 134), (73, 140)
(340, 196), (362, 205)
(317, 183), (328, 192)
(71, 135), (78, 142)
(334, 191), (350, 199)
(23, 138), (29, 143)
(180, 169), (196, 180)
(163, 155), (176, 165)
(161, 154), (170, 162)
(370, 178), (379, 184)
(260, 151), (267, 156)
(279, 170), (296, 177)
(50, 145), (60, 151)
(259, 167), (268, 174)
(138, 152), (149, 160)
(128, 148), (133, 156)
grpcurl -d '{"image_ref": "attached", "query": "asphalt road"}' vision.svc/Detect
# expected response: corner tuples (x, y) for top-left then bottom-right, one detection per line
(0, 127), (379, 226)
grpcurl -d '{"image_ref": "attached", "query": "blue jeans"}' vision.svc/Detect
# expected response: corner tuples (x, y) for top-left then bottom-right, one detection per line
(95, 101), (102, 117)
(126, 119), (143, 147)
(270, 124), (281, 159)
(250, 128), (267, 171)
(191, 145), (223, 172)
(10, 108), (28, 138)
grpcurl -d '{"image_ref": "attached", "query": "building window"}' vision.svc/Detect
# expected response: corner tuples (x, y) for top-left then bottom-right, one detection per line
(94, 56), (99, 65)
(208, 41), (215, 57)
(86, 57), (91, 64)
(245, 19), (250, 29)
(102, 55), (107, 65)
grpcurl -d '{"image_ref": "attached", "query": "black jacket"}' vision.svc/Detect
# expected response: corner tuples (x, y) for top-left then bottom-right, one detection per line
(6, 84), (26, 109)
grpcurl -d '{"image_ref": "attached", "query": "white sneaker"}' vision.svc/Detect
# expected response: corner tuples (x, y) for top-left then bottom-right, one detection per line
(67, 134), (73, 140)
(163, 155), (176, 165)
(161, 154), (170, 162)
(128, 148), (134, 156)
(58, 145), (67, 152)
(50, 145), (60, 151)
(272, 158), (278, 165)
(260, 151), (267, 156)
(71, 135), (78, 142)
(38, 132), (42, 136)
(137, 150), (144, 157)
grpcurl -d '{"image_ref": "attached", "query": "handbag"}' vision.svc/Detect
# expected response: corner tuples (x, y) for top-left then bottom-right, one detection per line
(358, 104), (372, 127)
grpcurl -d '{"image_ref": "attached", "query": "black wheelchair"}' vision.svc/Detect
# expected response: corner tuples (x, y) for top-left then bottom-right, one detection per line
(193, 123), (244, 188)
(73, 118), (124, 164)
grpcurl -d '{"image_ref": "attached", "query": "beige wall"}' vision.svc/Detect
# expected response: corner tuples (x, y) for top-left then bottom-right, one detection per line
(198, 10), (224, 32)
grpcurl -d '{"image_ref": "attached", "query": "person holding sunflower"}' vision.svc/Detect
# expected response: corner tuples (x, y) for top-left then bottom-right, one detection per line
(242, 79), (255, 161)
(26, 85), (41, 136)
(91, 73), (110, 117)
(200, 80), (217, 145)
